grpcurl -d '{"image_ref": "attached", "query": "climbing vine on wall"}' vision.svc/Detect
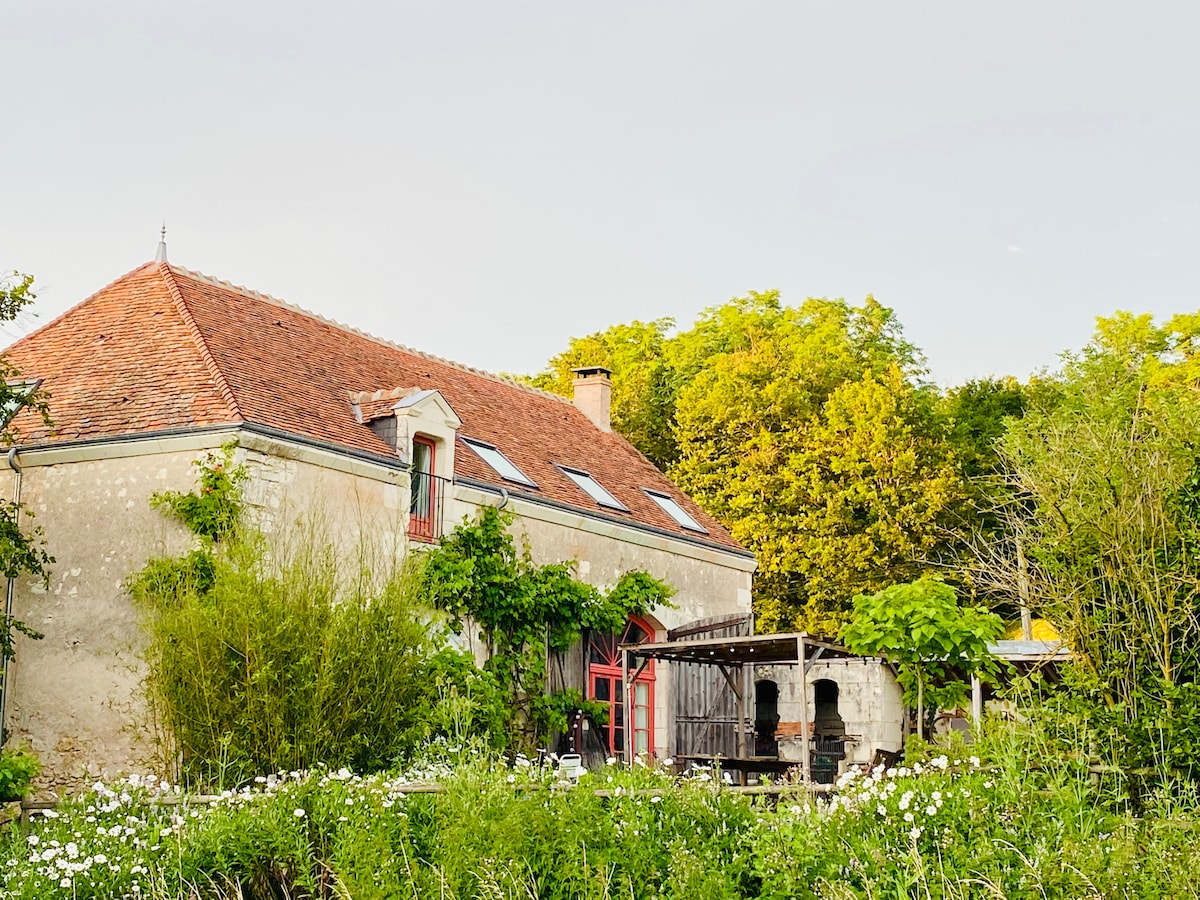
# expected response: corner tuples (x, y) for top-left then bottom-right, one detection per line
(0, 500), (52, 662)
(149, 442), (247, 543)
(418, 506), (674, 746)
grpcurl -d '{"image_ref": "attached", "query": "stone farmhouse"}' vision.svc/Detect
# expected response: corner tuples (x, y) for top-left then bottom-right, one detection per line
(0, 250), (756, 790)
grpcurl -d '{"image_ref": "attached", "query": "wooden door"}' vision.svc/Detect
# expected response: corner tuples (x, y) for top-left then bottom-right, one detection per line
(670, 614), (752, 758)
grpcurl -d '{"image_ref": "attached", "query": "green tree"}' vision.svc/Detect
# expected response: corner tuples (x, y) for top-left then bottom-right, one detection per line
(841, 577), (1004, 737)
(535, 290), (973, 634)
(981, 310), (1200, 773)
(941, 377), (1031, 481)
(0, 271), (53, 727)
(532, 318), (679, 469)
(669, 294), (964, 633)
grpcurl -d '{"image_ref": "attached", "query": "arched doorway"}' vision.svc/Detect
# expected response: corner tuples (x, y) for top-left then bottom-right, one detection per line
(588, 616), (656, 756)
(754, 679), (780, 756)
(813, 678), (845, 739)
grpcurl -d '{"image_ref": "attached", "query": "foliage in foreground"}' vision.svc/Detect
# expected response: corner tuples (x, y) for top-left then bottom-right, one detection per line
(0, 748), (39, 802)
(130, 447), (442, 786)
(841, 577), (1005, 734)
(0, 269), (56, 739)
(419, 505), (673, 748)
(4, 721), (1200, 900)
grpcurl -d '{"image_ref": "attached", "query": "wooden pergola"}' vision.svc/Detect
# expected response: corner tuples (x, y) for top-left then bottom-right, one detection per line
(619, 632), (858, 783)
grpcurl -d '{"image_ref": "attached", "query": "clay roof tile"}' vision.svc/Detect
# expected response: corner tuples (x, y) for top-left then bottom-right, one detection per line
(3, 261), (744, 553)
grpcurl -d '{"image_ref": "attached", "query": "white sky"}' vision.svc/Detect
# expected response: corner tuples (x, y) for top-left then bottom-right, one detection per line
(2, 2), (1197, 385)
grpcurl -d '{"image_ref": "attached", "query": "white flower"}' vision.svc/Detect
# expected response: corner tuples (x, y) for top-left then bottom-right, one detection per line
(925, 805), (937, 816)
(876, 804), (887, 816)
(650, 795), (663, 803)
(293, 808), (306, 818)
(662, 757), (674, 767)
(26, 835), (38, 846)
(903, 811), (914, 823)
(931, 791), (942, 802)
(606, 757), (617, 766)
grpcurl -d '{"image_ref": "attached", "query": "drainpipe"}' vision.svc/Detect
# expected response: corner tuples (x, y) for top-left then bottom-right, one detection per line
(0, 447), (23, 745)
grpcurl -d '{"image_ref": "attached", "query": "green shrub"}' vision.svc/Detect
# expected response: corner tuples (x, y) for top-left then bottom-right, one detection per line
(0, 747), (39, 801)
(133, 519), (439, 788)
(132, 446), (443, 788)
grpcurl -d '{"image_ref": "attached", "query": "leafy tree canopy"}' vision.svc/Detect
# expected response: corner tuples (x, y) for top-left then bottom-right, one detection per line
(535, 291), (970, 633)
(531, 318), (679, 469)
(982, 309), (1200, 773)
(0, 270), (53, 677)
(841, 577), (1004, 725)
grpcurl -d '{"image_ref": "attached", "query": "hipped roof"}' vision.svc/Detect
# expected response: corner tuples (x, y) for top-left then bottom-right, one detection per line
(4, 261), (746, 555)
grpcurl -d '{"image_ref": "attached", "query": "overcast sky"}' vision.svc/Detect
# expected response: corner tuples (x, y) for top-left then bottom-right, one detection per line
(2, 2), (1196, 385)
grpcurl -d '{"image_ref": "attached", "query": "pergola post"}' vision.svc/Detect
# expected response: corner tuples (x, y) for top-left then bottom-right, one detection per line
(970, 674), (983, 725)
(797, 635), (811, 784)
(622, 647), (632, 764)
(742, 663), (752, 759)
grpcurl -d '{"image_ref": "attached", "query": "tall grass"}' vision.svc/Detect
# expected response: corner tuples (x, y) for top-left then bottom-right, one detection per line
(130, 509), (440, 789)
(4, 739), (1200, 900)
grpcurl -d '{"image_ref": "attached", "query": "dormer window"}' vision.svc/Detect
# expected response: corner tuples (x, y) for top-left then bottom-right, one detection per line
(460, 437), (537, 487)
(408, 436), (439, 543)
(558, 465), (628, 511)
(644, 490), (707, 533)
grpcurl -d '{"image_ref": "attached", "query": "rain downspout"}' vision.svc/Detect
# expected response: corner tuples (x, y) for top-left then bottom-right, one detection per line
(1, 447), (22, 744)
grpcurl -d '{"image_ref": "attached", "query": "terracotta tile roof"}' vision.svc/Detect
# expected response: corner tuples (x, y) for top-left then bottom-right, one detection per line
(3, 261), (746, 554)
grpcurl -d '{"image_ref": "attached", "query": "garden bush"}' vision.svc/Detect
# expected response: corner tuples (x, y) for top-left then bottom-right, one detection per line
(0, 748), (39, 802)
(130, 446), (445, 788)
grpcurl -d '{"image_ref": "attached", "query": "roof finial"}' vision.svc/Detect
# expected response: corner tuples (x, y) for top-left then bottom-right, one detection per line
(155, 221), (168, 263)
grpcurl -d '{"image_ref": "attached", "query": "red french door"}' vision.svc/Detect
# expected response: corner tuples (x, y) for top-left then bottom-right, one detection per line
(588, 617), (655, 756)
(408, 437), (437, 542)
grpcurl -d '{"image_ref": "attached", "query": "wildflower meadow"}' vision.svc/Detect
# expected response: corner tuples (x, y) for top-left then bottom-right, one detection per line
(4, 728), (1200, 900)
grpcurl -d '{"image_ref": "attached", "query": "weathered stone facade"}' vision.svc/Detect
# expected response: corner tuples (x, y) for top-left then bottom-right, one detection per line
(756, 658), (905, 770)
(2, 429), (752, 794)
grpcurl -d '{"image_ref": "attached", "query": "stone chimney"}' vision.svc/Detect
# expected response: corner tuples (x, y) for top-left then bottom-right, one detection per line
(571, 366), (612, 432)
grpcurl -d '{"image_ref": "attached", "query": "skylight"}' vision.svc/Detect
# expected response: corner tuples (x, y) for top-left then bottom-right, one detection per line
(1, 378), (42, 427)
(460, 437), (537, 487)
(558, 466), (628, 511)
(644, 490), (707, 533)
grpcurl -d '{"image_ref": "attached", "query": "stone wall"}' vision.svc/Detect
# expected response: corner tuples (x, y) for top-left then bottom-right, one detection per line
(1, 432), (753, 791)
(756, 657), (905, 769)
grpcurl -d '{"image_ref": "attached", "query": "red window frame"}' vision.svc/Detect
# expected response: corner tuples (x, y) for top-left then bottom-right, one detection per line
(588, 616), (656, 757)
(408, 436), (437, 543)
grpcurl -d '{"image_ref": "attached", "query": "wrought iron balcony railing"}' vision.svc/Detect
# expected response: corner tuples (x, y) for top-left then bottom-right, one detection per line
(408, 470), (450, 543)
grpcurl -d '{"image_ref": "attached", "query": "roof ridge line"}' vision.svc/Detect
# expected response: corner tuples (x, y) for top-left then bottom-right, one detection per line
(166, 264), (573, 405)
(158, 263), (244, 422)
(1, 261), (159, 354)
